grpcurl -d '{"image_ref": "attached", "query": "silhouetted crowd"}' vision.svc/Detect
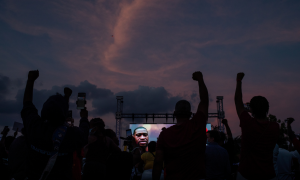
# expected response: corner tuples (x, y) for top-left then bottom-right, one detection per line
(0, 70), (300, 180)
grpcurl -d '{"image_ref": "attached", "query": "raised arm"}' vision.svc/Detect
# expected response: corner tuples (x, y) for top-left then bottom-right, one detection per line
(234, 73), (245, 117)
(192, 71), (209, 118)
(222, 119), (233, 139)
(64, 87), (72, 104)
(287, 118), (300, 154)
(23, 70), (39, 105)
(0, 127), (10, 149)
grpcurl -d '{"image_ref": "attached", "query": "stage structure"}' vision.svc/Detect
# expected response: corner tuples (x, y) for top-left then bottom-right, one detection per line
(115, 96), (225, 147)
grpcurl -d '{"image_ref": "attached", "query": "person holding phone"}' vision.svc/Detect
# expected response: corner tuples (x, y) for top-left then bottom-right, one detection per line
(21, 70), (90, 180)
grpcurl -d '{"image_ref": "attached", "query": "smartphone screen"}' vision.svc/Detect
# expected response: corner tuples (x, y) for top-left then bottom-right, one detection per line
(126, 129), (132, 137)
(68, 110), (72, 118)
(77, 93), (86, 109)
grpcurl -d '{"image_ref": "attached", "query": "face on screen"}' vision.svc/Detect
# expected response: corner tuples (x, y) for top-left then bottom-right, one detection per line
(133, 128), (149, 147)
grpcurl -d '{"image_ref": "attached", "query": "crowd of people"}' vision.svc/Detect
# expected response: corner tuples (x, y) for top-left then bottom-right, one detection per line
(0, 70), (300, 180)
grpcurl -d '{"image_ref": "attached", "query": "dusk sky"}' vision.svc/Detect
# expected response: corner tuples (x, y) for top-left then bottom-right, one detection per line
(1, 0), (300, 138)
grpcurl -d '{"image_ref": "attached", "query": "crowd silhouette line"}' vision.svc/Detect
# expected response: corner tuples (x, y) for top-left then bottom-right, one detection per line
(0, 70), (299, 180)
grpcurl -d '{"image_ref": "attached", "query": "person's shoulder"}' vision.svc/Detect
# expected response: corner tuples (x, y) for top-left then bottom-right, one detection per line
(270, 121), (279, 128)
(269, 121), (280, 132)
(239, 110), (251, 119)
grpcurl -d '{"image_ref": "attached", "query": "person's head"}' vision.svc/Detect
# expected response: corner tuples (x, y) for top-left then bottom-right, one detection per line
(174, 100), (192, 122)
(105, 129), (119, 146)
(89, 118), (105, 136)
(41, 93), (69, 126)
(133, 127), (149, 147)
(249, 96), (269, 119)
(148, 141), (157, 153)
(4, 136), (15, 152)
(207, 130), (221, 143)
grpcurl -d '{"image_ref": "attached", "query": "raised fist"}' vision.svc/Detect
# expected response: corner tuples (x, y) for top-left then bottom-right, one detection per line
(80, 108), (88, 119)
(14, 128), (19, 138)
(1, 127), (10, 136)
(192, 71), (203, 81)
(64, 87), (73, 97)
(287, 118), (295, 125)
(236, 72), (245, 81)
(222, 119), (228, 125)
(28, 70), (39, 81)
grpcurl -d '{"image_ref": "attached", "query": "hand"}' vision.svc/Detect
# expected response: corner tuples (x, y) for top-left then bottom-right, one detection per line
(80, 108), (88, 119)
(287, 118), (295, 126)
(64, 87), (73, 97)
(222, 119), (228, 125)
(192, 71), (203, 81)
(1, 127), (10, 136)
(66, 117), (74, 123)
(236, 72), (245, 81)
(28, 70), (39, 81)
(14, 128), (19, 137)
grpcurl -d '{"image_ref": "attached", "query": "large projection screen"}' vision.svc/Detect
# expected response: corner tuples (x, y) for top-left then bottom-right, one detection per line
(129, 123), (211, 142)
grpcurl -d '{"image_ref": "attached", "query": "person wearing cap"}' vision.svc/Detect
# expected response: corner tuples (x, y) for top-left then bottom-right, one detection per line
(153, 71), (209, 180)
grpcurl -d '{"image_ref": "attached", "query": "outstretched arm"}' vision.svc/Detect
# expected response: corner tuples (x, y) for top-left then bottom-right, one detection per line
(64, 87), (72, 103)
(23, 70), (39, 105)
(192, 71), (209, 118)
(287, 118), (300, 154)
(235, 73), (245, 117)
(222, 119), (233, 139)
(0, 127), (9, 149)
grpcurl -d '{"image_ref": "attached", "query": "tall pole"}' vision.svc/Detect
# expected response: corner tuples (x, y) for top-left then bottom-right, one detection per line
(116, 96), (123, 148)
(217, 96), (225, 132)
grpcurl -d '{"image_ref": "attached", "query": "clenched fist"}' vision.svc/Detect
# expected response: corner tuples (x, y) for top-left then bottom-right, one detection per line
(192, 71), (203, 81)
(236, 72), (245, 81)
(28, 70), (39, 81)
(222, 119), (228, 125)
(64, 87), (73, 97)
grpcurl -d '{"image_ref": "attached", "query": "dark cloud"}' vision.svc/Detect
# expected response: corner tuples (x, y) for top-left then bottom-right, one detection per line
(0, 75), (10, 94)
(0, 78), (182, 121)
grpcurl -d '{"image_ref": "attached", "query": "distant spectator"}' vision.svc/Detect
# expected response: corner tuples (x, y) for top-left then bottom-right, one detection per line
(287, 118), (300, 155)
(141, 141), (163, 180)
(234, 72), (279, 180)
(153, 71), (209, 180)
(276, 147), (300, 180)
(0, 126), (14, 180)
(220, 119), (235, 177)
(205, 130), (231, 180)
(105, 128), (133, 180)
(142, 141), (157, 170)
(9, 128), (28, 180)
(82, 118), (121, 180)
(105, 129), (120, 146)
(273, 144), (279, 177)
(72, 149), (84, 180)
(22, 70), (89, 180)
(1, 135), (15, 180)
